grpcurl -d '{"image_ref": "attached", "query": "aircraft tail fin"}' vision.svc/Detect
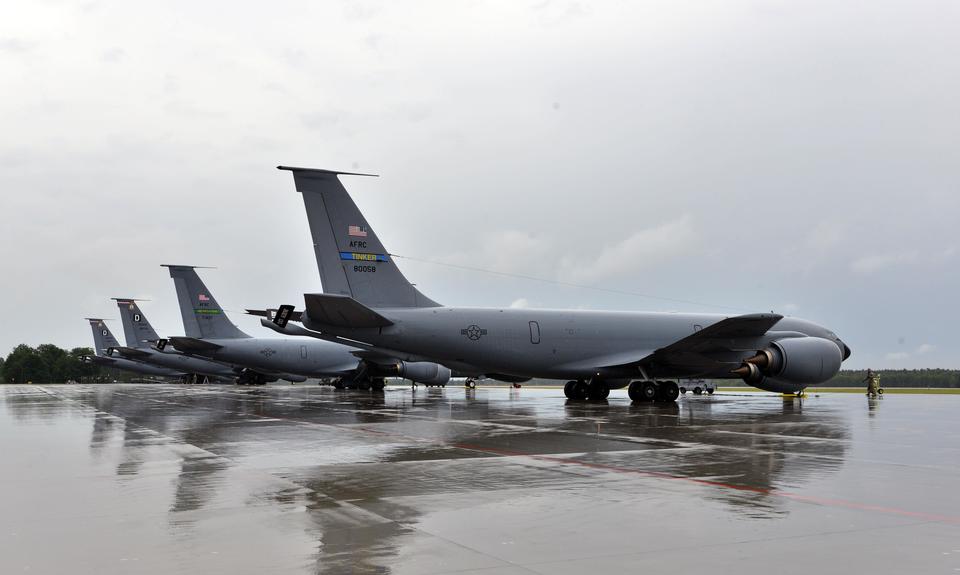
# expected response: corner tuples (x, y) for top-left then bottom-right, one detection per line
(86, 318), (122, 356)
(113, 299), (160, 349)
(162, 265), (250, 340)
(278, 166), (440, 309)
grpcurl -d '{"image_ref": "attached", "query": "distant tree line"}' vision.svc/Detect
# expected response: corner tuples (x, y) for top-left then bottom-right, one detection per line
(0, 344), (138, 383)
(825, 369), (960, 388)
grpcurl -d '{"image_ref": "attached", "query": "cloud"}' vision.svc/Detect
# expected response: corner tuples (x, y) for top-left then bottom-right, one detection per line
(0, 38), (32, 53)
(463, 230), (556, 277)
(0, 1), (958, 369)
(850, 251), (918, 274)
(101, 47), (124, 63)
(563, 215), (697, 283)
(883, 344), (935, 364)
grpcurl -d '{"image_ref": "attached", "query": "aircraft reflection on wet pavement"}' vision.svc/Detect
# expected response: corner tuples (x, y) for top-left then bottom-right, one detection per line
(5, 385), (957, 574)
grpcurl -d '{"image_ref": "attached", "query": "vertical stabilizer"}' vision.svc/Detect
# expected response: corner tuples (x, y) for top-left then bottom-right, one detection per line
(163, 265), (250, 339)
(86, 318), (122, 355)
(279, 166), (440, 308)
(113, 299), (160, 349)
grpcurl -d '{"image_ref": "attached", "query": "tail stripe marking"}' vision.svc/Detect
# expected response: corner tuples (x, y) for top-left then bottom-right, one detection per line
(339, 252), (390, 262)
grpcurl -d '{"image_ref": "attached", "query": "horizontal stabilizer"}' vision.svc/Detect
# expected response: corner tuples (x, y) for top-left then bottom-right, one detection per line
(245, 308), (304, 324)
(168, 336), (223, 354)
(111, 346), (151, 359)
(303, 293), (394, 329)
(276, 165), (379, 178)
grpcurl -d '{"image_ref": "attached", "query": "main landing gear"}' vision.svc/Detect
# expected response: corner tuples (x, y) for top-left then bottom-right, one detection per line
(329, 377), (386, 391)
(564, 379), (679, 402)
(627, 380), (680, 403)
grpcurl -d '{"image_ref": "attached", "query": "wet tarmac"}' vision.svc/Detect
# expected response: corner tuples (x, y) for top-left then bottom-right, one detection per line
(1, 384), (958, 574)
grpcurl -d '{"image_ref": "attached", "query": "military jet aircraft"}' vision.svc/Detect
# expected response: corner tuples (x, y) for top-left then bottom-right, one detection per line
(84, 318), (184, 379)
(162, 265), (451, 389)
(109, 298), (239, 384)
(266, 166), (851, 402)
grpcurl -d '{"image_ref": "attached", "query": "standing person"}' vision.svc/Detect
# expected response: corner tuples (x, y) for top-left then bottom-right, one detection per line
(864, 369), (880, 397)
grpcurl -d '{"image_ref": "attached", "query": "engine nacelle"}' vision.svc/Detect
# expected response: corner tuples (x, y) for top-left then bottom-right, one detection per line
(734, 336), (843, 389)
(397, 361), (452, 386)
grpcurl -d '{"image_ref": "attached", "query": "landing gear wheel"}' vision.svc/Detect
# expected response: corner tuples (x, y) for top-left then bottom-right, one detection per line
(465, 379), (477, 389)
(571, 380), (589, 400)
(564, 380), (577, 399)
(693, 386), (703, 395)
(877, 388), (884, 395)
(587, 380), (610, 401)
(706, 388), (714, 395)
(371, 379), (386, 392)
(658, 381), (680, 402)
(679, 387), (687, 395)
(629, 380), (658, 402)
(640, 381), (659, 402)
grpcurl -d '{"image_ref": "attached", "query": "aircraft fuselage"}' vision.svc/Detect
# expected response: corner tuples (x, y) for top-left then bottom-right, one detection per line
(193, 338), (360, 378)
(304, 306), (846, 384)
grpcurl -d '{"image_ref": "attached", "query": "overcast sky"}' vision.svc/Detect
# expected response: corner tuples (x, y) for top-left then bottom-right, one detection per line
(1, 0), (957, 369)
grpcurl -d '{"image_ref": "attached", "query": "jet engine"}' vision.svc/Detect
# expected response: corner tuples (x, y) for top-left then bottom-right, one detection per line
(396, 361), (452, 386)
(733, 336), (843, 392)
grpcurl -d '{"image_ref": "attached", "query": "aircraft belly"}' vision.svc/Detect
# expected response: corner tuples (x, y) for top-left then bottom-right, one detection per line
(212, 341), (359, 378)
(378, 310), (673, 379)
(146, 352), (229, 377)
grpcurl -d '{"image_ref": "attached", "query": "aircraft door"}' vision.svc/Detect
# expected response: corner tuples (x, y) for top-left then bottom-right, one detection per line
(300, 345), (307, 359)
(529, 321), (541, 344)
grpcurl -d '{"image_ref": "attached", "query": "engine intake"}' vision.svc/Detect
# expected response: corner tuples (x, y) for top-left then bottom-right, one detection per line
(733, 336), (843, 387)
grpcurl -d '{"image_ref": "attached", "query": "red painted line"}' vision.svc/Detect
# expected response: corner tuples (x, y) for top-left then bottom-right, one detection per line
(451, 442), (960, 525)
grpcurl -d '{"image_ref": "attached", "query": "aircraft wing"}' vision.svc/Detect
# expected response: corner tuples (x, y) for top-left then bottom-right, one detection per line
(350, 350), (400, 362)
(167, 336), (223, 354)
(598, 313), (784, 371)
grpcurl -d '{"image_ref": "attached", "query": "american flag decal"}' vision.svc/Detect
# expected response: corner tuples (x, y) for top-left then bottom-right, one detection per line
(198, 294), (210, 302)
(348, 225), (368, 237)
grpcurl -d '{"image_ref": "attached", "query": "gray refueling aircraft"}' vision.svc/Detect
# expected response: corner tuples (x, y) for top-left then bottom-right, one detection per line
(163, 265), (452, 388)
(109, 298), (239, 383)
(264, 166), (851, 402)
(84, 318), (184, 378)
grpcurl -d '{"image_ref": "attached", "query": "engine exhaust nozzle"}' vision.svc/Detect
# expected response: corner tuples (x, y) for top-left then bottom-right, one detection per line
(731, 362), (763, 382)
(744, 349), (775, 369)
